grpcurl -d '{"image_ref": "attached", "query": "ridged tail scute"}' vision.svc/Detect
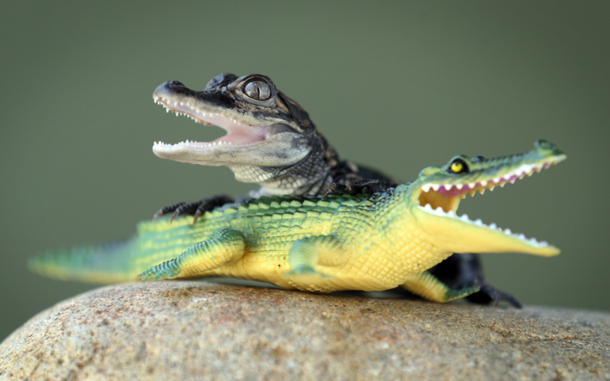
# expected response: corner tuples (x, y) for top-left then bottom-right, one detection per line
(30, 217), (206, 283)
(29, 239), (138, 284)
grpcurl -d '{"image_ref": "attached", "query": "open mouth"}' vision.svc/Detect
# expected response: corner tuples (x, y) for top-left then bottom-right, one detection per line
(414, 157), (564, 249)
(152, 95), (272, 149)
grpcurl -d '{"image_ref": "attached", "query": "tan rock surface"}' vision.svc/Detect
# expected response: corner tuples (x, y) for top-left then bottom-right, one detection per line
(1, 281), (609, 380)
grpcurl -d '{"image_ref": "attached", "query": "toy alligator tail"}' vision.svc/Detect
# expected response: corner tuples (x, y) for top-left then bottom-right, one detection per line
(29, 239), (138, 284)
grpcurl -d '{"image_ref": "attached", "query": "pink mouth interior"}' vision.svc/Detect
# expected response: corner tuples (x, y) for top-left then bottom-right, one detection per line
(157, 100), (270, 147)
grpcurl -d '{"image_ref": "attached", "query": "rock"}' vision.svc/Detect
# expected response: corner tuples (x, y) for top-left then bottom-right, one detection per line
(1, 282), (609, 380)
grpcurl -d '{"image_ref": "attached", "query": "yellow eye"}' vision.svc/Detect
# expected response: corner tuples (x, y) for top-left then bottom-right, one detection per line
(448, 159), (469, 174)
(451, 162), (463, 173)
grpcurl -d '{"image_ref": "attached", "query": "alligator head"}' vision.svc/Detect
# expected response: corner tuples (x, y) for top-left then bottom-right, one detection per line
(401, 140), (565, 257)
(151, 74), (334, 192)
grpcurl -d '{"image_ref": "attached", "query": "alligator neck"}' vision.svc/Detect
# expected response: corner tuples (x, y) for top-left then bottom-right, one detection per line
(236, 129), (339, 197)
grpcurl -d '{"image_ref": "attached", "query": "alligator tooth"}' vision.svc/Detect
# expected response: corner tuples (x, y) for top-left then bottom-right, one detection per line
(468, 190), (476, 196)
(468, 183), (476, 188)
(423, 204), (433, 211)
(540, 241), (548, 246)
(444, 184), (453, 191)
(474, 219), (483, 225)
(488, 186), (495, 192)
(480, 180), (488, 187)
(431, 184), (440, 191)
(478, 188), (486, 195)
(455, 184), (464, 190)
(489, 223), (497, 229)
(447, 210), (456, 217)
(504, 228), (512, 235)
(510, 178), (516, 184)
(518, 234), (526, 240)
(460, 214), (469, 221)
(435, 206), (444, 214)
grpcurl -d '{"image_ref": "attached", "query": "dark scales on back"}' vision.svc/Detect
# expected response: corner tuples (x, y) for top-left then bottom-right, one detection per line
(150, 73), (520, 308)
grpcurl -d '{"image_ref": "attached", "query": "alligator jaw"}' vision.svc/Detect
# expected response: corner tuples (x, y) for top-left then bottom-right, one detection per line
(410, 144), (566, 257)
(151, 82), (308, 167)
(152, 95), (271, 149)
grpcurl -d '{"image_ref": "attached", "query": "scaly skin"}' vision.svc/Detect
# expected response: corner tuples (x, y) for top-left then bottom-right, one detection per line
(149, 73), (518, 306)
(30, 141), (565, 303)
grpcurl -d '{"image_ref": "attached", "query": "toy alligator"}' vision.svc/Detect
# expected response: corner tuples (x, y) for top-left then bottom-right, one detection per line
(30, 141), (564, 303)
(147, 74), (521, 306)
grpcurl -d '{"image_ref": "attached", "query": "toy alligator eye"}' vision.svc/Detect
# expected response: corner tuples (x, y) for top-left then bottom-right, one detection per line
(449, 159), (469, 174)
(244, 80), (271, 101)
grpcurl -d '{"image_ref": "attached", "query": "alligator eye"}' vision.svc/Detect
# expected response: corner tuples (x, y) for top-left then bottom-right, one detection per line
(449, 159), (469, 174)
(244, 81), (271, 101)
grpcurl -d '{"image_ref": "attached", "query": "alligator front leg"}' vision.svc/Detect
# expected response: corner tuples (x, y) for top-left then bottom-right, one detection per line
(401, 271), (481, 303)
(138, 227), (245, 281)
(321, 179), (381, 198)
(152, 195), (234, 225)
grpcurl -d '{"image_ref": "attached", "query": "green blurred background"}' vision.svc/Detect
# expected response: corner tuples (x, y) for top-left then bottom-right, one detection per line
(1, 1), (609, 341)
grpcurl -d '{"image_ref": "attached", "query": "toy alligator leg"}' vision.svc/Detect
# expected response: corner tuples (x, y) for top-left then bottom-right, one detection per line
(401, 271), (480, 303)
(284, 235), (345, 282)
(428, 253), (522, 308)
(138, 227), (245, 281)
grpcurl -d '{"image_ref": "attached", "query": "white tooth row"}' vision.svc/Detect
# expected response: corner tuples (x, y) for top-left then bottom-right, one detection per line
(418, 203), (552, 247)
(154, 96), (238, 122)
(152, 140), (232, 147)
(421, 163), (554, 193)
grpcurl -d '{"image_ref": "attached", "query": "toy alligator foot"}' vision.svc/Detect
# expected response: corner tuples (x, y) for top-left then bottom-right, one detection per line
(322, 179), (380, 198)
(401, 271), (480, 303)
(428, 253), (522, 308)
(138, 227), (246, 281)
(152, 195), (234, 224)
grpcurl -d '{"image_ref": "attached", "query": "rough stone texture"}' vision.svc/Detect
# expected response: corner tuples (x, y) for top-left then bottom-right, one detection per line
(1, 282), (609, 381)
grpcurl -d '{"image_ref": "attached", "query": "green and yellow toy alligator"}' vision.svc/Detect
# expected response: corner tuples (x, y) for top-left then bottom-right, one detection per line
(30, 140), (564, 303)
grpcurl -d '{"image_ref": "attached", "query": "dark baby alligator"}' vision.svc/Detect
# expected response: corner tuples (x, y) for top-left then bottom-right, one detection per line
(150, 73), (521, 307)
